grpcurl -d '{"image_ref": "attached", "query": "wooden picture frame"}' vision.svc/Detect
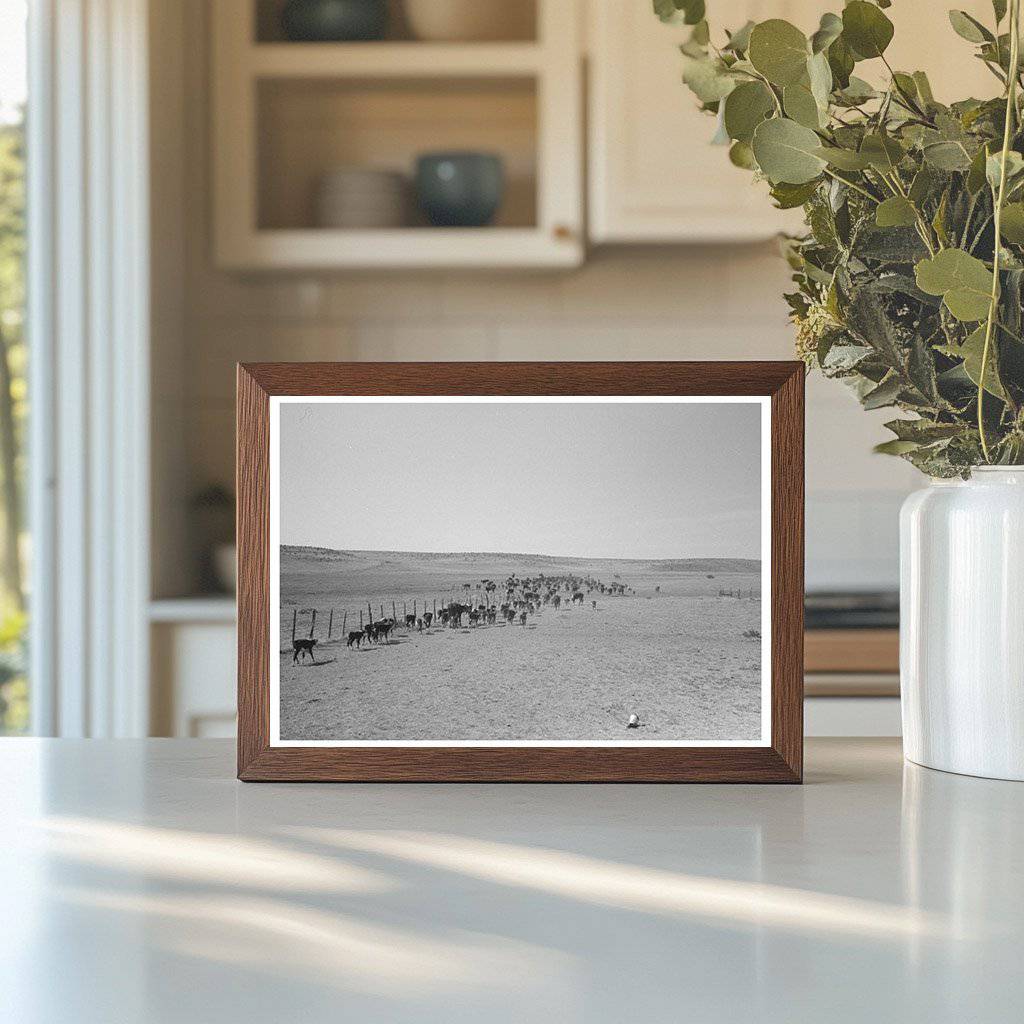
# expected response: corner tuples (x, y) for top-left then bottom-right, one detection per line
(237, 362), (804, 782)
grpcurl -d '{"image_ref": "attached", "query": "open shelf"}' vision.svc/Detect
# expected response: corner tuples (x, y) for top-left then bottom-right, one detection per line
(257, 76), (537, 232)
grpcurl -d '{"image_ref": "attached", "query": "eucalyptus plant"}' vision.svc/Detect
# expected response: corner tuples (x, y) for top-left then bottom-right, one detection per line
(659, 0), (1024, 475)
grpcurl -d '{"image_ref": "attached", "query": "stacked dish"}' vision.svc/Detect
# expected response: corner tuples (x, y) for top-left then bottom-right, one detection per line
(403, 0), (534, 41)
(314, 167), (409, 228)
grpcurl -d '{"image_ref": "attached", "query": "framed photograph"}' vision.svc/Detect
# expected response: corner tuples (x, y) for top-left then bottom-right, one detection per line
(237, 362), (804, 782)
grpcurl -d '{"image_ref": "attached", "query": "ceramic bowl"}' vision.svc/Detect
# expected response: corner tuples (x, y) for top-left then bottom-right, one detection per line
(415, 152), (504, 227)
(403, 0), (534, 42)
(280, 0), (388, 42)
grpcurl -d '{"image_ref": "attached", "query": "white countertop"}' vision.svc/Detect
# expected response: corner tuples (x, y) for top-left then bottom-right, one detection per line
(2, 738), (1021, 1023)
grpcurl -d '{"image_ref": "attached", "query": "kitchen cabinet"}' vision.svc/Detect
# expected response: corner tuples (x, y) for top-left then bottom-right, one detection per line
(212, 0), (583, 269)
(587, 0), (998, 244)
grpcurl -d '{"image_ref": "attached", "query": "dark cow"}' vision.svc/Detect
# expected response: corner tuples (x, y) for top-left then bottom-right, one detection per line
(292, 638), (317, 663)
(346, 630), (364, 648)
(447, 603), (472, 628)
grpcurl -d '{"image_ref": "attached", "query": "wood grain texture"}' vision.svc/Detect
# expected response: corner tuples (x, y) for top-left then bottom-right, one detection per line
(236, 362), (805, 783)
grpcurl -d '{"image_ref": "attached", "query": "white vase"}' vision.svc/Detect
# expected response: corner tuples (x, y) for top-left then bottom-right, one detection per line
(900, 467), (1024, 780)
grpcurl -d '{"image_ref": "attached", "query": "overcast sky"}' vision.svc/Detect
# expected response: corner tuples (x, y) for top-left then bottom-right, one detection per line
(278, 400), (762, 559)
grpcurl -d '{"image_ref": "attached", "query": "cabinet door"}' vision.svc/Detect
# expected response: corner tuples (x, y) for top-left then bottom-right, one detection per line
(588, 1), (814, 243)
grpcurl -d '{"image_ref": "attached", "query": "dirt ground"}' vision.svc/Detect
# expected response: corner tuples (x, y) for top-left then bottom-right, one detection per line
(278, 549), (763, 742)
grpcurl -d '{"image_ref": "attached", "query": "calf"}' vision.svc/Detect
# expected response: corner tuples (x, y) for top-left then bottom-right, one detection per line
(346, 630), (364, 648)
(292, 638), (318, 663)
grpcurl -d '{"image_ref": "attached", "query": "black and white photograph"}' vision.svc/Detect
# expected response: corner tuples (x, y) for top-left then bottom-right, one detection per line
(269, 397), (770, 746)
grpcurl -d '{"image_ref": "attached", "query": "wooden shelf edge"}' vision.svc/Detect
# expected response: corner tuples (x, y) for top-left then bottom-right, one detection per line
(248, 41), (544, 79)
(217, 227), (583, 270)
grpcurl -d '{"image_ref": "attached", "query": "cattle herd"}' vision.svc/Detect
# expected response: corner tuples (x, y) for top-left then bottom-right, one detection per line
(291, 571), (634, 662)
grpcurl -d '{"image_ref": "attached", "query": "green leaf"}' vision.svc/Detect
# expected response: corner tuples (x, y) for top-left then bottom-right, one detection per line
(874, 439), (922, 455)
(892, 72), (919, 102)
(958, 324), (1007, 398)
(681, 55), (737, 103)
(915, 249), (994, 321)
(728, 140), (758, 169)
(885, 419), (964, 443)
(967, 143), (993, 193)
(836, 75), (877, 104)
(724, 20), (755, 53)
(748, 19), (810, 87)
(923, 141), (973, 171)
(986, 150), (1024, 190)
(860, 133), (905, 172)
(909, 165), (936, 205)
(752, 117), (827, 184)
(1000, 202), (1024, 242)
(694, 20), (711, 44)
(807, 51), (833, 110)
(783, 83), (822, 128)
(912, 71), (935, 105)
(948, 10), (993, 44)
(842, 1), (894, 60)
(654, 0), (705, 25)
(653, 0), (677, 23)
(815, 145), (872, 170)
(810, 12), (843, 54)
(875, 196), (918, 228)
(723, 81), (775, 143)
(770, 179), (820, 208)
(827, 35), (855, 89)
(932, 190), (950, 246)
(862, 375), (902, 409)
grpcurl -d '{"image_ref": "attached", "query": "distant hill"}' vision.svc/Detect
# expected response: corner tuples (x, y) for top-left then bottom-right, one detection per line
(281, 545), (759, 574)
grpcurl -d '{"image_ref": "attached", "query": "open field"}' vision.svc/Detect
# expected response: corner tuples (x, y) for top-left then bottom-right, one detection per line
(278, 547), (763, 743)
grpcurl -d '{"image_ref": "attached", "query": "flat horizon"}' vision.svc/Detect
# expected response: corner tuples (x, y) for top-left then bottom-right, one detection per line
(281, 543), (760, 565)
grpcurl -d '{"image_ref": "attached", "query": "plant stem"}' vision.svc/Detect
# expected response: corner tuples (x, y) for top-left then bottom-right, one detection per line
(821, 167), (879, 203)
(979, 0), (1021, 463)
